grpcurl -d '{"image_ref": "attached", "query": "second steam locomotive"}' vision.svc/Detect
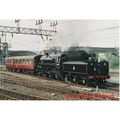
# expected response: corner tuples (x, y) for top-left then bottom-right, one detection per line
(5, 50), (110, 86)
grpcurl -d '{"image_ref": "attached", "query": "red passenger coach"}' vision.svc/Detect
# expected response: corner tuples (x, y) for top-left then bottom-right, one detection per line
(5, 56), (36, 73)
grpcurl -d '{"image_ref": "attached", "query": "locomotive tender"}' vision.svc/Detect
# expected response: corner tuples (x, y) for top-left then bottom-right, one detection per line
(5, 50), (110, 86)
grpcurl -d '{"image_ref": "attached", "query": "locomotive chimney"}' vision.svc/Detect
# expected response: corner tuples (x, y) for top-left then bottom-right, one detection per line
(45, 53), (49, 57)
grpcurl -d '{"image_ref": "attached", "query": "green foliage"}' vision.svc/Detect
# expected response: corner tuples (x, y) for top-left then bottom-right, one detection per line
(109, 54), (119, 68)
(92, 52), (119, 69)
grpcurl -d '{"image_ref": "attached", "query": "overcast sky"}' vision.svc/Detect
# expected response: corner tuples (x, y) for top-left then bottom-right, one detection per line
(0, 20), (119, 51)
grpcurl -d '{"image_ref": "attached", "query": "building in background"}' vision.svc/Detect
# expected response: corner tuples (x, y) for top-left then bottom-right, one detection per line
(0, 38), (8, 65)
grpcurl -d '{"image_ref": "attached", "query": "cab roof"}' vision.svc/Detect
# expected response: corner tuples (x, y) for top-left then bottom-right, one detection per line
(5, 55), (37, 60)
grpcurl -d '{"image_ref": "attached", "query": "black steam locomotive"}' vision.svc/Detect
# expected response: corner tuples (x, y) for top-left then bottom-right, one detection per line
(5, 50), (110, 86)
(35, 51), (110, 86)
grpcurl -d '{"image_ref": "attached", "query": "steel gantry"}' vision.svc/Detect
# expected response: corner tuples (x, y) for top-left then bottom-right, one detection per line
(0, 25), (56, 36)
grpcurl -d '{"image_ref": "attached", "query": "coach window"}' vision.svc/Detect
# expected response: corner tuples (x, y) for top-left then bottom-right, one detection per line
(24, 60), (26, 64)
(21, 60), (23, 64)
(15, 60), (17, 64)
(28, 60), (30, 64)
(25, 59), (27, 64)
(17, 59), (19, 64)
(8, 60), (10, 64)
(22, 60), (23, 64)
(19, 60), (21, 64)
(6, 60), (7, 64)
(26, 60), (29, 64)
(22, 59), (24, 64)
(31, 59), (33, 64)
(29, 60), (31, 64)
(26, 60), (28, 64)
(11, 60), (12, 64)
(18, 59), (20, 64)
(20, 60), (22, 64)
(13, 59), (15, 64)
(9, 60), (11, 64)
(15, 59), (17, 64)
(24, 59), (26, 64)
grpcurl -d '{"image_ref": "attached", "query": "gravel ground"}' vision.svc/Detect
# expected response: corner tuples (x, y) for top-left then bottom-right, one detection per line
(0, 83), (64, 100)
(109, 73), (119, 84)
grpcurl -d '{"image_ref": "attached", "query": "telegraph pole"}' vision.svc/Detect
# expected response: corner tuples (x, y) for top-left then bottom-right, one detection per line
(50, 21), (58, 32)
(36, 19), (44, 50)
(36, 19), (43, 30)
(1, 33), (6, 42)
(15, 19), (21, 32)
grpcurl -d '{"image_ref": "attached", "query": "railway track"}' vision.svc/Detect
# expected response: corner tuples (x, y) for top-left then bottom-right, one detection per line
(0, 88), (47, 100)
(0, 71), (119, 93)
(1, 71), (68, 87)
(0, 93), (18, 100)
(0, 73), (73, 95)
(102, 83), (119, 91)
(0, 71), (119, 100)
